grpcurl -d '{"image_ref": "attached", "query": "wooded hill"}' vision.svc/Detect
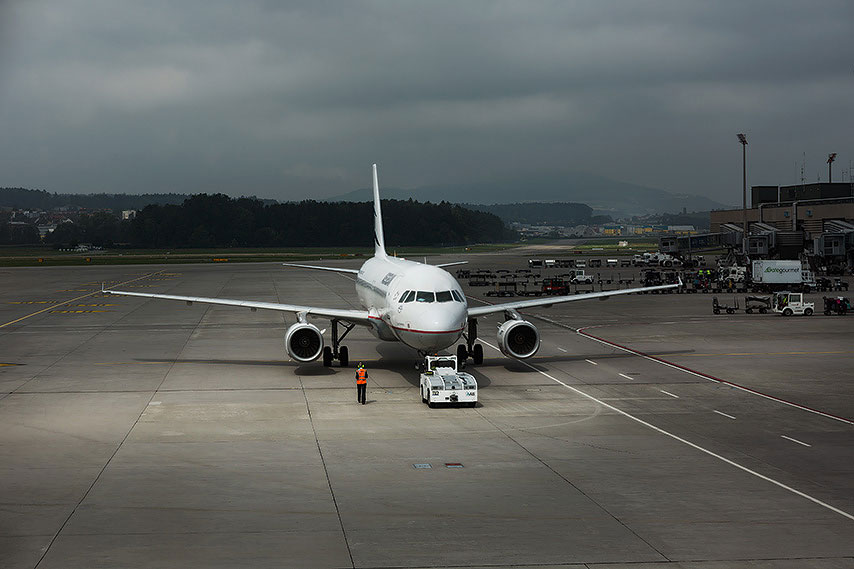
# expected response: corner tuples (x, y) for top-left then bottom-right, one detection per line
(21, 194), (513, 248)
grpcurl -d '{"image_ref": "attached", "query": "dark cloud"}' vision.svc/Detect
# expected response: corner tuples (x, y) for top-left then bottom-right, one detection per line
(1, 0), (852, 204)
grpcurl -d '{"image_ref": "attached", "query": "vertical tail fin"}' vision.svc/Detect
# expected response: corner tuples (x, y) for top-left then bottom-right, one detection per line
(372, 164), (387, 258)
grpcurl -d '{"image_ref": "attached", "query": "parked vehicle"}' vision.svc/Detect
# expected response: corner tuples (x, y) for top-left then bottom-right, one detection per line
(751, 260), (816, 292)
(569, 270), (594, 285)
(541, 278), (568, 295)
(823, 296), (851, 315)
(772, 291), (814, 316)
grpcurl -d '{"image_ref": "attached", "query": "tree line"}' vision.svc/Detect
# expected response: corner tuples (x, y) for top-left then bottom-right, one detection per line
(4, 194), (515, 248)
(0, 187), (192, 211)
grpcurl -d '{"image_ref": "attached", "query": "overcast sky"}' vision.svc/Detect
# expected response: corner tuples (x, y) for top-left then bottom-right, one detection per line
(1, 0), (852, 205)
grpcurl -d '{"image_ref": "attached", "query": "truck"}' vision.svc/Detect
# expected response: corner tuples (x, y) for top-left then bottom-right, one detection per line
(633, 252), (681, 267)
(541, 277), (568, 295)
(751, 260), (816, 292)
(420, 355), (478, 408)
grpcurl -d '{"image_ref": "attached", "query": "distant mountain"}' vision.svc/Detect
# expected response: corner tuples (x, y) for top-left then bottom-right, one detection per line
(466, 202), (595, 226)
(325, 171), (731, 217)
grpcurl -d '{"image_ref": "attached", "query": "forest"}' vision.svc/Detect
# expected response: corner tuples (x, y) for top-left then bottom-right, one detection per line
(5, 194), (514, 248)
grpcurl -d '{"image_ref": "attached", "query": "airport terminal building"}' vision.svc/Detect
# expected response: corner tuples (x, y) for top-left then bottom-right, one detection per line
(709, 182), (854, 263)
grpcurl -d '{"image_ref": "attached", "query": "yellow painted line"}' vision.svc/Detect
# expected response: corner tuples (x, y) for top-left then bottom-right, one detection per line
(73, 303), (118, 307)
(667, 350), (854, 357)
(48, 310), (111, 314)
(0, 362), (22, 367)
(0, 271), (162, 329)
(8, 300), (60, 305)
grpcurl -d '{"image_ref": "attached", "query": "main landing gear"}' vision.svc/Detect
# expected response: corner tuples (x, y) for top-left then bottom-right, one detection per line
(457, 318), (484, 365)
(322, 319), (354, 367)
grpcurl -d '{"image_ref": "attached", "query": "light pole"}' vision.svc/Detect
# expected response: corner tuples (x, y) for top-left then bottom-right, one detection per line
(827, 153), (837, 182)
(737, 133), (748, 254)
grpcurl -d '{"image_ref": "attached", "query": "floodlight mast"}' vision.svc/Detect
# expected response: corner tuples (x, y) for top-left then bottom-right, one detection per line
(737, 134), (748, 255)
(827, 153), (837, 183)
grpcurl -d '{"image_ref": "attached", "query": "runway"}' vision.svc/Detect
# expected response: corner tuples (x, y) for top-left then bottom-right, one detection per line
(1, 257), (852, 568)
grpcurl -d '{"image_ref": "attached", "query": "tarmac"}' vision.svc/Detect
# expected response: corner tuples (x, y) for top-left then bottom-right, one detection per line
(1, 253), (852, 569)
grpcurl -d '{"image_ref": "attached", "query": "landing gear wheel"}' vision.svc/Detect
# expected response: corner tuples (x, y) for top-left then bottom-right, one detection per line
(472, 344), (484, 365)
(322, 346), (333, 367)
(456, 344), (468, 361)
(338, 346), (349, 367)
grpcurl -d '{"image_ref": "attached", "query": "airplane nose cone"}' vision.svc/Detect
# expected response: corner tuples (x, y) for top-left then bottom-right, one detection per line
(396, 302), (467, 352)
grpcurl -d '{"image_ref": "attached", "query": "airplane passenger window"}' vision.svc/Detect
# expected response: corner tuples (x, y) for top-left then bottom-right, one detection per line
(436, 291), (453, 302)
(415, 291), (435, 303)
(451, 290), (464, 302)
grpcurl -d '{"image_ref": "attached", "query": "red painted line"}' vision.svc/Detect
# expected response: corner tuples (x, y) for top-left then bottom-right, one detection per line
(576, 325), (853, 425)
(391, 325), (465, 335)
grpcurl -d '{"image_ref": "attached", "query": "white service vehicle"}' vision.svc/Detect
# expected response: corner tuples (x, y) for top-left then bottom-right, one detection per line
(569, 269), (594, 284)
(420, 355), (477, 408)
(772, 291), (814, 316)
(720, 265), (748, 284)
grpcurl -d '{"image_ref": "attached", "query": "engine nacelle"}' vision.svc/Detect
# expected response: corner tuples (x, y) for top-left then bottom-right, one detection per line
(496, 319), (540, 359)
(285, 322), (324, 362)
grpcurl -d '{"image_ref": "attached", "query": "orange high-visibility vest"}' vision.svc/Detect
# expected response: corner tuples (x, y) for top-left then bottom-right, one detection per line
(355, 368), (367, 384)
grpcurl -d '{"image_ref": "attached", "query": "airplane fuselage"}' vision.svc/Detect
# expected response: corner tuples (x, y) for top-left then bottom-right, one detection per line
(355, 256), (467, 353)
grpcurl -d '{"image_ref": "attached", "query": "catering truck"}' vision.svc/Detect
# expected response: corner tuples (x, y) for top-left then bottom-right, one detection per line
(751, 260), (816, 292)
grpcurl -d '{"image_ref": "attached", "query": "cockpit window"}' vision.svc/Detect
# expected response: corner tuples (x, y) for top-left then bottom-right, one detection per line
(415, 291), (435, 303)
(399, 291), (409, 302)
(451, 290), (464, 302)
(436, 290), (453, 302)
(403, 291), (415, 303)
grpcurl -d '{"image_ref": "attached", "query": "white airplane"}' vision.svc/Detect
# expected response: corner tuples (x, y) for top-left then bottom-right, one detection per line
(106, 165), (678, 367)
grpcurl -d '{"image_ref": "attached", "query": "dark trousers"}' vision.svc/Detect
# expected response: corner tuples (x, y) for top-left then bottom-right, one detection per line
(357, 383), (366, 404)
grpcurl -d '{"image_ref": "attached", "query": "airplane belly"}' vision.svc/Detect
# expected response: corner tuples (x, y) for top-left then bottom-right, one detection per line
(392, 328), (462, 353)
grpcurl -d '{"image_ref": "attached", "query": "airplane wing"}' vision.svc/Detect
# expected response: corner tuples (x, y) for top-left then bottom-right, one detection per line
(467, 282), (680, 317)
(436, 261), (468, 268)
(104, 288), (372, 323)
(282, 263), (360, 274)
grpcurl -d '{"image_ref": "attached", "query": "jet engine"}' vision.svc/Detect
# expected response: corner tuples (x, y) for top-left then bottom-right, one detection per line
(496, 319), (540, 359)
(285, 322), (324, 362)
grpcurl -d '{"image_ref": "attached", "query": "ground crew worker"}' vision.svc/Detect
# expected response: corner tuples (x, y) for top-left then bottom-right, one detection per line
(355, 363), (368, 405)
